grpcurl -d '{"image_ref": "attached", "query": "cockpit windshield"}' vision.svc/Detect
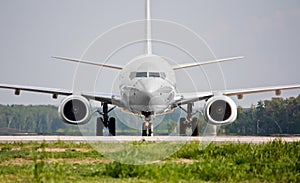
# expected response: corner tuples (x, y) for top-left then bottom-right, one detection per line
(130, 72), (166, 79)
(149, 72), (160, 78)
(136, 72), (147, 77)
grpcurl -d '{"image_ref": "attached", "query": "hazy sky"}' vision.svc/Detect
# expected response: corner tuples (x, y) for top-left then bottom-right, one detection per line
(0, 0), (300, 107)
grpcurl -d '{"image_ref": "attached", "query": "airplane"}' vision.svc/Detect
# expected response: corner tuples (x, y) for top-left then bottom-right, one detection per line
(1, 0), (300, 136)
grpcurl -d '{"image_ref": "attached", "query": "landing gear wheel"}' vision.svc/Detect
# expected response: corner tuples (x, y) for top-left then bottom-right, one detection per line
(179, 118), (186, 136)
(96, 117), (104, 136)
(108, 117), (116, 136)
(191, 117), (199, 136)
(142, 129), (147, 136)
(142, 122), (153, 136)
(95, 103), (117, 136)
(148, 123), (153, 136)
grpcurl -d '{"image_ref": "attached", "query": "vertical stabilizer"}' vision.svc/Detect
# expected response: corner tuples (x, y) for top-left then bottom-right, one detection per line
(145, 0), (152, 55)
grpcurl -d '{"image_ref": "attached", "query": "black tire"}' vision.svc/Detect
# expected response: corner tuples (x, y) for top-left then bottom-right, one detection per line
(191, 117), (199, 136)
(108, 117), (116, 136)
(179, 118), (186, 136)
(96, 117), (104, 136)
(148, 123), (153, 136)
(142, 122), (147, 136)
(142, 130), (147, 136)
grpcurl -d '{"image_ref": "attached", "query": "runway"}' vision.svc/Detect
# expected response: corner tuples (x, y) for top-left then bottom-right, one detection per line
(0, 136), (299, 143)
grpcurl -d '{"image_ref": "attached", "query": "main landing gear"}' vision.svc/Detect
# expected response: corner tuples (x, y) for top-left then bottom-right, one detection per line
(179, 103), (199, 136)
(142, 112), (153, 136)
(96, 103), (116, 136)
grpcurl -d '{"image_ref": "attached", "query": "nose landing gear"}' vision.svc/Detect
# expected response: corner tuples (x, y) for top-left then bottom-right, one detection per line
(141, 111), (153, 136)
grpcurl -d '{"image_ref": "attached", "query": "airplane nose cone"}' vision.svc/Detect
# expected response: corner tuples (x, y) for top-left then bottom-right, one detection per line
(149, 96), (165, 106)
(128, 79), (172, 113)
(135, 79), (162, 94)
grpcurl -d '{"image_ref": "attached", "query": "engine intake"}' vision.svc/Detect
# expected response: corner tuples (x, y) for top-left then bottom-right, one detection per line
(204, 95), (237, 125)
(58, 95), (92, 125)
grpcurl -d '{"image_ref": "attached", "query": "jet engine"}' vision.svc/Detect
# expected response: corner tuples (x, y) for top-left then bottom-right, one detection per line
(58, 95), (92, 125)
(203, 95), (237, 125)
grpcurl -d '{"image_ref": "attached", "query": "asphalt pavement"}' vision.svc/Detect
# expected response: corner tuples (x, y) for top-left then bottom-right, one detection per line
(0, 136), (299, 143)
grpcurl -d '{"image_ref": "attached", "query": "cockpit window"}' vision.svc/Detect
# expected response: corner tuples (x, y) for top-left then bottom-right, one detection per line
(136, 72), (147, 77)
(149, 72), (160, 78)
(130, 72), (167, 79)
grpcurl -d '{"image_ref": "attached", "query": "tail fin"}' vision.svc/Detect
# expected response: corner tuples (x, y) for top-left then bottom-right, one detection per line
(145, 0), (152, 55)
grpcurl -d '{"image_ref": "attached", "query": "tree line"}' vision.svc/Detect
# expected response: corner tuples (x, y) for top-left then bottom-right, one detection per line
(221, 95), (300, 135)
(0, 105), (80, 135)
(0, 95), (299, 135)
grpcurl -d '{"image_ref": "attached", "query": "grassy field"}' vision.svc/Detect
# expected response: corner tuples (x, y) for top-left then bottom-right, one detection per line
(0, 140), (299, 182)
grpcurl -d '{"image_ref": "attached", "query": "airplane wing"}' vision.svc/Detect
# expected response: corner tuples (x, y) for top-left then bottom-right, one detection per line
(0, 83), (72, 98)
(172, 56), (244, 70)
(81, 92), (123, 107)
(173, 91), (213, 106)
(173, 84), (300, 106)
(0, 83), (121, 106)
(52, 56), (123, 70)
(223, 84), (300, 99)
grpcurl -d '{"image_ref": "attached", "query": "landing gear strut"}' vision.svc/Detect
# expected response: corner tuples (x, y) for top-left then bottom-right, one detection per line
(141, 112), (153, 136)
(96, 103), (116, 136)
(179, 103), (199, 136)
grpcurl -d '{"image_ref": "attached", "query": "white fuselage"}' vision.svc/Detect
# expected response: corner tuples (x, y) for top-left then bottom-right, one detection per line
(119, 54), (176, 115)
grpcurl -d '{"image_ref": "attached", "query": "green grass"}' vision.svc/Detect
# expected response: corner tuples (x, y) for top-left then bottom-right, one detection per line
(0, 140), (299, 182)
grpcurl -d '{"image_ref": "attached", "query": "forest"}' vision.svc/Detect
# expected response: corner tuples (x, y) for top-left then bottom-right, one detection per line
(0, 95), (299, 136)
(221, 95), (300, 135)
(0, 105), (80, 135)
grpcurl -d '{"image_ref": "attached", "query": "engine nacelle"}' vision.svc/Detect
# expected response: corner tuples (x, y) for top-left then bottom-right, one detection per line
(204, 95), (237, 125)
(58, 95), (92, 125)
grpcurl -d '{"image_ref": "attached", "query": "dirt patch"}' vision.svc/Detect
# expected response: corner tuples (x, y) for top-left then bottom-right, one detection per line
(1, 157), (197, 165)
(1, 157), (112, 165)
(36, 147), (91, 152)
(152, 158), (198, 164)
(173, 158), (198, 164)
(10, 146), (92, 152)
